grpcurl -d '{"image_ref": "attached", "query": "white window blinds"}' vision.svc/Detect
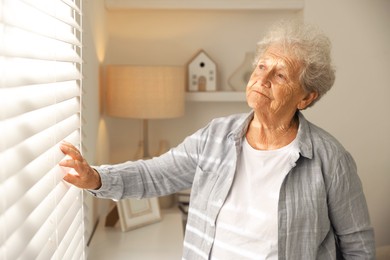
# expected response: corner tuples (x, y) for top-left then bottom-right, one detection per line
(0, 0), (85, 259)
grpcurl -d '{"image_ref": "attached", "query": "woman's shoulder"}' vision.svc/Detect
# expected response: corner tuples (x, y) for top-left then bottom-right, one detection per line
(207, 112), (252, 133)
(298, 112), (350, 158)
(304, 119), (351, 161)
(210, 112), (250, 124)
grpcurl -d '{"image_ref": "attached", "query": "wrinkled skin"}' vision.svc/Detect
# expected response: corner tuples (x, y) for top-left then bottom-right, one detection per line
(245, 45), (318, 150)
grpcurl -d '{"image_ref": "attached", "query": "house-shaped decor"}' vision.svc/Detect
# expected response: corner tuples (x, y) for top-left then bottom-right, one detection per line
(187, 50), (217, 92)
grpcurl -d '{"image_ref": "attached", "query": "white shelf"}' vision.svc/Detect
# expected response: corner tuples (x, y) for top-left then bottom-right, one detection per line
(105, 0), (304, 11)
(186, 91), (246, 102)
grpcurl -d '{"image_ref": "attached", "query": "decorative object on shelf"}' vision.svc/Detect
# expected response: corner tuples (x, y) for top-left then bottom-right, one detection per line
(228, 52), (255, 92)
(187, 49), (217, 92)
(105, 65), (185, 231)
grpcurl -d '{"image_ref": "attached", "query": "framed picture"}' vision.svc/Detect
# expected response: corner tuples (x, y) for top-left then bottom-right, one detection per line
(117, 197), (161, 232)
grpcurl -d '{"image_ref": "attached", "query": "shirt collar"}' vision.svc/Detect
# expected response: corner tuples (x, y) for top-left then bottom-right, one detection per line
(229, 110), (313, 159)
(296, 111), (313, 159)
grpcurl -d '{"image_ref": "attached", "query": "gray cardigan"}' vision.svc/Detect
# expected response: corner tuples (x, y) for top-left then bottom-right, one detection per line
(92, 111), (375, 259)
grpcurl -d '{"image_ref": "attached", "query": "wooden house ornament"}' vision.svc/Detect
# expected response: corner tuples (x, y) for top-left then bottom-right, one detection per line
(187, 50), (217, 92)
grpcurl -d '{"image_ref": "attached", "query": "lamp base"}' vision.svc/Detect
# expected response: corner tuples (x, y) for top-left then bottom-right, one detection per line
(134, 139), (174, 209)
(134, 140), (170, 160)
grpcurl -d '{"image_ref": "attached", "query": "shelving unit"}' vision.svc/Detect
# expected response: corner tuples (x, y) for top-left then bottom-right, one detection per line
(105, 0), (304, 11)
(105, 0), (303, 104)
(186, 91), (246, 102)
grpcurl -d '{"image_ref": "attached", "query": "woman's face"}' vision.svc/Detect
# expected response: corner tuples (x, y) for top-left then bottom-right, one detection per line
(246, 45), (312, 117)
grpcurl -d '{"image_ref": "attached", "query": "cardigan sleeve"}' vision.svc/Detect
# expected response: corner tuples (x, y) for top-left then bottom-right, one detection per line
(327, 151), (375, 258)
(87, 124), (211, 201)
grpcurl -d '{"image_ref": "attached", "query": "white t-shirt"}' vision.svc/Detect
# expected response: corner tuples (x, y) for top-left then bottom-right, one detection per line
(210, 137), (299, 260)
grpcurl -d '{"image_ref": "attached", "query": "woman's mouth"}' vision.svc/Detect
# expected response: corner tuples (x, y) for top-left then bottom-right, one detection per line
(252, 89), (269, 99)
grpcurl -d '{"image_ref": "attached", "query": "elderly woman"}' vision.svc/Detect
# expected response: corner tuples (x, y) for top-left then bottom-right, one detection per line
(60, 21), (375, 259)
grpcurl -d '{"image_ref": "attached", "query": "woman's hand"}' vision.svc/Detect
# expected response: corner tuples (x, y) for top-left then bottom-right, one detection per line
(59, 141), (102, 190)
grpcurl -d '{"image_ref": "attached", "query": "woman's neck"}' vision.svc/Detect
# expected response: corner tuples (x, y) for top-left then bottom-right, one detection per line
(246, 112), (299, 150)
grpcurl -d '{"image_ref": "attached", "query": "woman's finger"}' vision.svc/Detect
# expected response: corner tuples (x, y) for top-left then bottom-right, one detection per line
(59, 158), (82, 170)
(58, 159), (75, 168)
(63, 173), (81, 187)
(59, 158), (89, 176)
(60, 142), (83, 161)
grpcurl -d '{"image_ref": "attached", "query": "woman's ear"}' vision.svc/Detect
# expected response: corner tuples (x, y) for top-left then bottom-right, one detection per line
(298, 91), (318, 110)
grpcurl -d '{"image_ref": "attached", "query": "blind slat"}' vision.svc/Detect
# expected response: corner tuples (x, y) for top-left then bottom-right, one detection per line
(0, 115), (80, 181)
(61, 0), (81, 14)
(64, 227), (85, 260)
(2, 180), (72, 259)
(35, 196), (82, 259)
(0, 81), (79, 119)
(56, 196), (83, 243)
(0, 24), (80, 61)
(1, 132), (80, 241)
(1, 98), (80, 149)
(18, 187), (82, 259)
(0, 58), (80, 88)
(2, 0), (81, 43)
(2, 130), (80, 213)
(21, 0), (81, 28)
(52, 209), (83, 259)
(1, 98), (79, 149)
(0, 115), (80, 177)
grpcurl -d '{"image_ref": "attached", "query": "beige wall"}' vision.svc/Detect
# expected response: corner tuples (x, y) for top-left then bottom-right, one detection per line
(83, 0), (390, 247)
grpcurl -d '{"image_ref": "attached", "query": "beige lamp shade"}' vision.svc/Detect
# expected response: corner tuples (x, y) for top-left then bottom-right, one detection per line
(106, 65), (185, 119)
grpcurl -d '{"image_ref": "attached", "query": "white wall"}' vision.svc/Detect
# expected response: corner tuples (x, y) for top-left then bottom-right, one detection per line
(81, 0), (108, 240)
(303, 0), (390, 246)
(84, 0), (390, 247)
(82, 0), (108, 164)
(103, 9), (300, 163)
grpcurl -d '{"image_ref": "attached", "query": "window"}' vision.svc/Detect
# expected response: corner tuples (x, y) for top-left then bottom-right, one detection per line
(0, 0), (85, 259)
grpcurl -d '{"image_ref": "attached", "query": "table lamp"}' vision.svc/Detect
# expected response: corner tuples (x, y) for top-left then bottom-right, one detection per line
(105, 65), (185, 158)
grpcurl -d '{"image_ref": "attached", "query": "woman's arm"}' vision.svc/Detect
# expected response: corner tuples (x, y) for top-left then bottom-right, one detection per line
(327, 152), (375, 258)
(59, 125), (210, 201)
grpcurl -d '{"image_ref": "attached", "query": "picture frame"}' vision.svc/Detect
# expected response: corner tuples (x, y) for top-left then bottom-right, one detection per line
(117, 197), (161, 232)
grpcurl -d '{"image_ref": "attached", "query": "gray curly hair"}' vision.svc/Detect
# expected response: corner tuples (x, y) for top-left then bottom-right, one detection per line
(254, 20), (336, 108)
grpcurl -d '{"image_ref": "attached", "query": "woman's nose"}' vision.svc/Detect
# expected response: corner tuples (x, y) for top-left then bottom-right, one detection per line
(259, 71), (272, 88)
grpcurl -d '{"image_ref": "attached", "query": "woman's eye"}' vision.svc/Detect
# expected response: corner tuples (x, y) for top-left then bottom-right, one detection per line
(277, 73), (286, 80)
(258, 64), (265, 70)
